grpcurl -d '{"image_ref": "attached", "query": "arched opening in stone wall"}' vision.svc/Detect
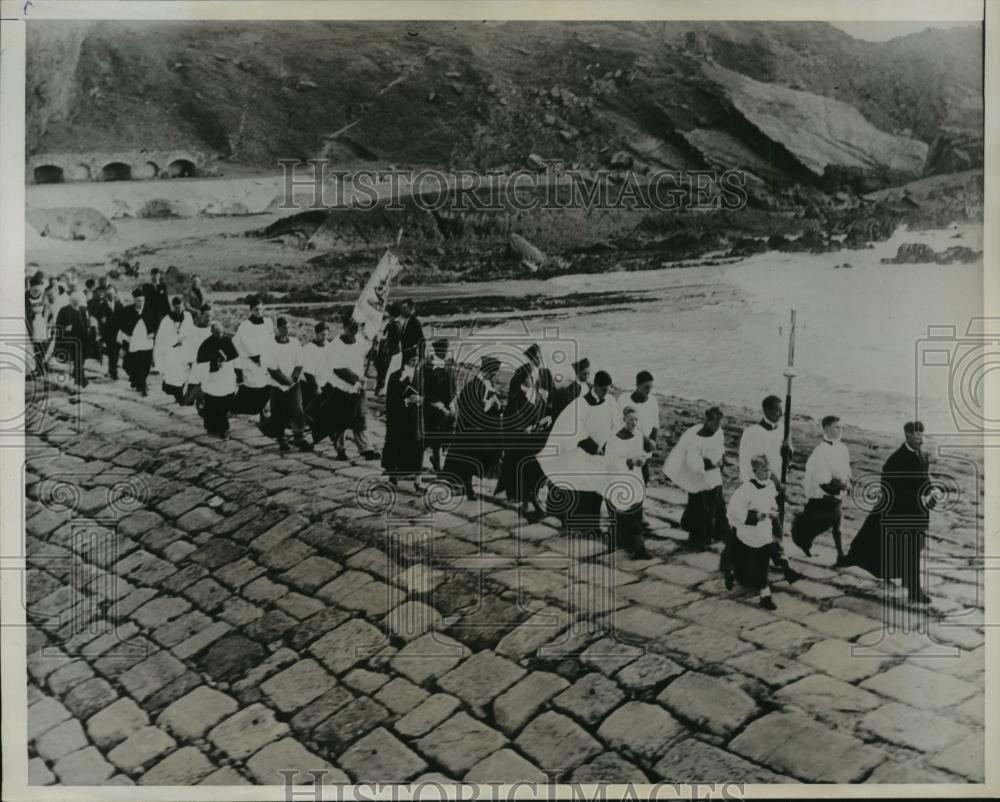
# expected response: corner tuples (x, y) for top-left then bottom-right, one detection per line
(102, 162), (133, 181)
(167, 159), (196, 178)
(68, 164), (92, 182)
(135, 161), (160, 179)
(33, 165), (65, 184)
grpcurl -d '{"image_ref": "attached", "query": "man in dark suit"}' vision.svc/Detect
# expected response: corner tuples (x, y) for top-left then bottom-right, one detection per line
(95, 285), (125, 380)
(398, 298), (425, 361)
(142, 268), (170, 326)
(54, 292), (89, 394)
(840, 420), (940, 604)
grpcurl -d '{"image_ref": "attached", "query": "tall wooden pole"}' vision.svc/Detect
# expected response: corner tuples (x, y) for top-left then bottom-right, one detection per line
(779, 309), (796, 525)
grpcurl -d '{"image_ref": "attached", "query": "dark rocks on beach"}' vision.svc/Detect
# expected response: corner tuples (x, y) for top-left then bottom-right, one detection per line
(881, 242), (982, 265)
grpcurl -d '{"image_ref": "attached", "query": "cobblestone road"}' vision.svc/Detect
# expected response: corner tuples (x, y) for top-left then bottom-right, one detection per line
(22, 372), (985, 786)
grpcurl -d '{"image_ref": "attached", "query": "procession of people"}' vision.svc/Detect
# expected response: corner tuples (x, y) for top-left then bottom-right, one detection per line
(25, 265), (946, 610)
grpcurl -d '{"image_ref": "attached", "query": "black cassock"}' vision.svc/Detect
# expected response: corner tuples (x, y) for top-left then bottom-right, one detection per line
(422, 359), (456, 447)
(442, 375), (502, 493)
(381, 368), (424, 476)
(499, 391), (550, 504)
(842, 444), (935, 594)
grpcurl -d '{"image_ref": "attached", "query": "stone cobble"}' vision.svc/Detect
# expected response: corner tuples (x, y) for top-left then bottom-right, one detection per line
(21, 374), (985, 785)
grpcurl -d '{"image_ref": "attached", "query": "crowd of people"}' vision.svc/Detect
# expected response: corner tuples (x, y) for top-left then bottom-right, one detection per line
(25, 269), (943, 609)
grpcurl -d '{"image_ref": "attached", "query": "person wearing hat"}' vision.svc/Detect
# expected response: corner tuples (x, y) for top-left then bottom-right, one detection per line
(373, 302), (402, 397)
(118, 288), (159, 396)
(792, 415), (853, 563)
(442, 355), (504, 500)
(262, 316), (311, 452)
(382, 346), (426, 489)
(53, 290), (90, 395)
(194, 321), (239, 439)
(301, 321), (331, 410)
(422, 337), (456, 472)
(551, 357), (591, 418)
(232, 294), (275, 422)
(540, 368), (620, 534)
(664, 406), (729, 551)
(154, 297), (193, 404)
(839, 421), (940, 604)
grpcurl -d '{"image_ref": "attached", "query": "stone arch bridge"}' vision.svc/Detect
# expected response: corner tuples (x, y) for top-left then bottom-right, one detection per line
(27, 150), (211, 184)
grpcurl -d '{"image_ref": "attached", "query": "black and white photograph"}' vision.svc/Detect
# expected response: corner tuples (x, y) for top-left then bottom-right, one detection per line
(1, 1), (995, 797)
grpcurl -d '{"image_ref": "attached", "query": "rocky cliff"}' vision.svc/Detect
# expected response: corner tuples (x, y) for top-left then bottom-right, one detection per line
(26, 20), (982, 196)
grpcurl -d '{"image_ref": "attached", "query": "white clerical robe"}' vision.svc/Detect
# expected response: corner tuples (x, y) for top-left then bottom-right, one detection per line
(604, 431), (649, 511)
(804, 439), (852, 500)
(234, 317), (274, 388)
(663, 423), (725, 493)
(154, 312), (192, 387)
(540, 392), (620, 494)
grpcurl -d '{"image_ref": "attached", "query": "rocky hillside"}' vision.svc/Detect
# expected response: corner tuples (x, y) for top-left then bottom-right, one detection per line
(27, 20), (982, 195)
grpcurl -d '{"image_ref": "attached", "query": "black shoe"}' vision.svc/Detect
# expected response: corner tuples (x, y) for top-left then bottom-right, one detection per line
(759, 596), (777, 611)
(630, 547), (652, 560)
(465, 489), (478, 501)
(295, 438), (314, 452)
(335, 449), (349, 461)
(724, 571), (735, 591)
(783, 566), (803, 584)
(909, 591), (932, 605)
(278, 439), (291, 452)
(361, 449), (381, 461)
(834, 554), (849, 568)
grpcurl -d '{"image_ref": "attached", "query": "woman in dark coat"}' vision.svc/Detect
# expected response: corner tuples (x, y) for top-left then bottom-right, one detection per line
(382, 348), (425, 489)
(840, 421), (939, 604)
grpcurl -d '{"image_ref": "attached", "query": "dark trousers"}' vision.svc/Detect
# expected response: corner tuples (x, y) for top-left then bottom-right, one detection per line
(103, 338), (120, 380)
(124, 349), (153, 391)
(608, 501), (646, 556)
(270, 384), (307, 439)
(203, 393), (233, 435)
(56, 338), (85, 387)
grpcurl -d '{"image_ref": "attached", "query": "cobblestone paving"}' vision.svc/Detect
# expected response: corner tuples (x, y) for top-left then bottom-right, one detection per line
(22, 372), (985, 786)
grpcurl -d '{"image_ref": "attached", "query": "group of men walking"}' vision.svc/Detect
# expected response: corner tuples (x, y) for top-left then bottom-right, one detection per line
(25, 268), (208, 399)
(27, 271), (943, 608)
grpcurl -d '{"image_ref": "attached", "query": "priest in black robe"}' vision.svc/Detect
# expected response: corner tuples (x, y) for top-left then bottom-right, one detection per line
(550, 357), (590, 418)
(421, 338), (456, 472)
(840, 421), (939, 604)
(118, 289), (159, 395)
(442, 356), (503, 500)
(382, 347), (425, 489)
